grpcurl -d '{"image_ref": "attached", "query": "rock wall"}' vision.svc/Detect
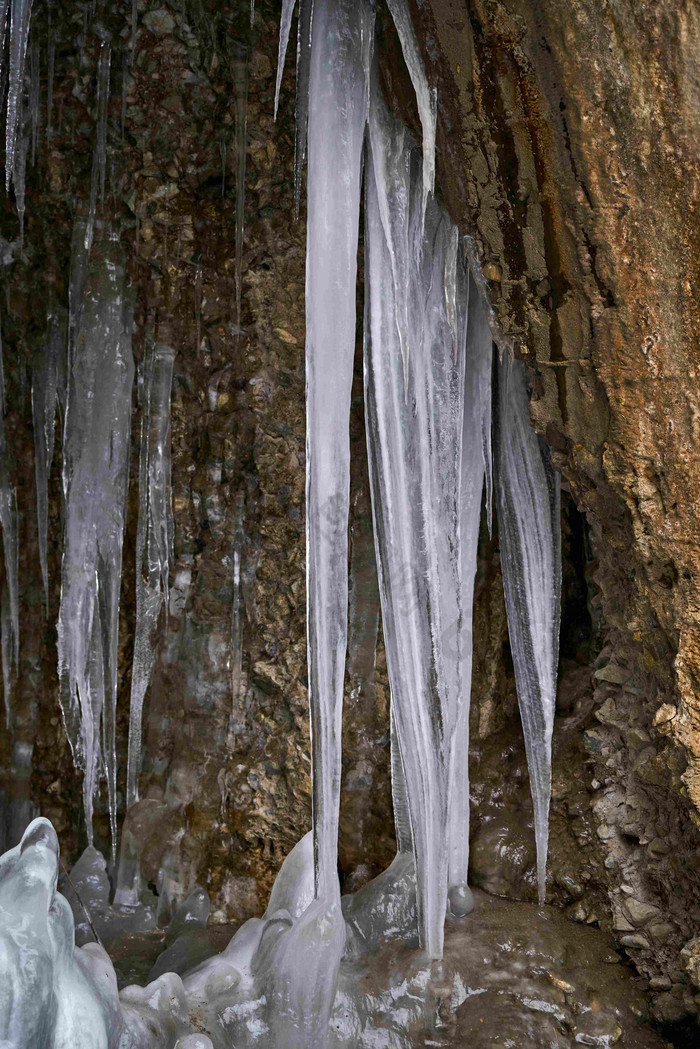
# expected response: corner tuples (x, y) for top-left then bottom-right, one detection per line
(408, 0), (700, 1026)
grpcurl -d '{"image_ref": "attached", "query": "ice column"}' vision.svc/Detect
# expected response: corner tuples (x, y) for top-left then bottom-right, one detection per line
(58, 221), (134, 852)
(126, 342), (175, 809)
(306, 0), (374, 903)
(494, 354), (561, 903)
(364, 77), (471, 956)
(447, 275), (491, 913)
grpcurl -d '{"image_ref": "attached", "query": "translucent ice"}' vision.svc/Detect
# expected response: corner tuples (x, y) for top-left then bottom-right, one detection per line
(365, 81), (471, 956)
(0, 818), (123, 1049)
(305, 0), (374, 904)
(0, 333), (18, 725)
(58, 221), (134, 852)
(5, 0), (33, 191)
(126, 342), (175, 809)
(447, 274), (491, 915)
(494, 355), (561, 903)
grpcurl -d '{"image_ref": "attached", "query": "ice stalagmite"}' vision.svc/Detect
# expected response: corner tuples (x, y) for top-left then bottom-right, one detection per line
(58, 221), (134, 852)
(31, 311), (65, 615)
(447, 275), (491, 915)
(306, 0), (374, 903)
(126, 342), (175, 809)
(365, 76), (471, 956)
(494, 354), (561, 903)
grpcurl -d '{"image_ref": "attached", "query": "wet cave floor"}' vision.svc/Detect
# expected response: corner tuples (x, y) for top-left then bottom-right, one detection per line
(105, 889), (673, 1048)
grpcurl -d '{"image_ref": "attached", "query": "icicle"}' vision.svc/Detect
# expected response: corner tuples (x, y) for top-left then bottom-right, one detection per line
(230, 547), (243, 704)
(385, 0), (435, 226)
(96, 40), (111, 204)
(1, 587), (12, 729)
(13, 119), (28, 246)
(274, 0), (295, 120)
(121, 49), (128, 143)
(58, 220), (134, 854)
(31, 311), (64, 615)
(232, 44), (247, 331)
(46, 25), (55, 139)
(0, 330), (18, 723)
(293, 0), (313, 218)
(306, 0), (374, 906)
(29, 39), (39, 165)
(365, 76), (470, 957)
(390, 707), (412, 854)
(131, 0), (137, 55)
(250, 0), (254, 27)
(6, 0), (34, 192)
(126, 342), (175, 810)
(494, 355), (561, 904)
(447, 271), (491, 919)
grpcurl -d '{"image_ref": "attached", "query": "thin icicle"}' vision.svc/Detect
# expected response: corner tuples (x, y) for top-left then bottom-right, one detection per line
(293, 0), (313, 218)
(232, 44), (248, 331)
(31, 311), (64, 615)
(250, 0), (254, 27)
(274, 0), (296, 120)
(29, 39), (39, 165)
(447, 271), (492, 919)
(0, 330), (18, 713)
(494, 355), (561, 904)
(131, 0), (137, 55)
(13, 118), (28, 246)
(306, 0), (375, 907)
(230, 547), (243, 704)
(96, 40), (111, 204)
(46, 25), (55, 139)
(385, 0), (435, 226)
(126, 342), (175, 809)
(1, 587), (12, 730)
(58, 219), (134, 853)
(6, 0), (34, 191)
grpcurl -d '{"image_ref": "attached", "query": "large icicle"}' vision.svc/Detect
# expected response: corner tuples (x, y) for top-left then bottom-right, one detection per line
(58, 220), (134, 853)
(31, 311), (65, 615)
(446, 273), (491, 915)
(6, 0), (34, 191)
(306, 0), (374, 906)
(126, 341), (175, 809)
(365, 77), (471, 957)
(494, 354), (561, 904)
(385, 0), (436, 226)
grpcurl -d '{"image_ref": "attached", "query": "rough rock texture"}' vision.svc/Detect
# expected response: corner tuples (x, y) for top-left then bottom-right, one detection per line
(404, 0), (700, 1027)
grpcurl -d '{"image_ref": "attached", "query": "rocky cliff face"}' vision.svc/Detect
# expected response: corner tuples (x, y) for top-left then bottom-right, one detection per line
(407, 0), (700, 1026)
(0, 0), (698, 1035)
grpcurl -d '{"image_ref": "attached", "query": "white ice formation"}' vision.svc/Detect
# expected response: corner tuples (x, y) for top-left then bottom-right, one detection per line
(494, 354), (561, 903)
(126, 342), (175, 809)
(57, 220), (134, 854)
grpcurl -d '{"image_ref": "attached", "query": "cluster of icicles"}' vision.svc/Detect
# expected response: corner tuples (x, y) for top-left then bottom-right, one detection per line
(0, 0), (560, 1046)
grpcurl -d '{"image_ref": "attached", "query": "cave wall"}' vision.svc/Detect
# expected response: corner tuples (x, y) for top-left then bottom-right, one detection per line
(409, 0), (700, 1023)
